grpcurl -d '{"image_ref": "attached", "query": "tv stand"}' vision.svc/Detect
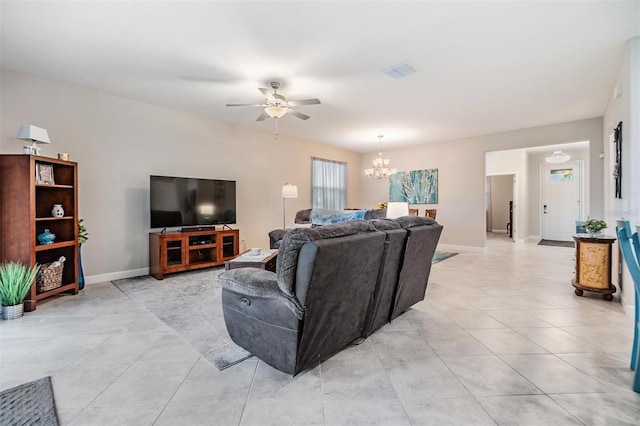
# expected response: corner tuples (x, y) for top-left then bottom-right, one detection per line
(181, 225), (216, 232)
(149, 228), (239, 280)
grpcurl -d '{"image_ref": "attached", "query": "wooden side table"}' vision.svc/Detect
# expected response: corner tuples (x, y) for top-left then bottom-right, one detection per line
(572, 234), (617, 301)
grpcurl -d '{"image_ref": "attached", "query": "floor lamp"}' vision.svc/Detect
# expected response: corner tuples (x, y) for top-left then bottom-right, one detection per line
(282, 183), (298, 228)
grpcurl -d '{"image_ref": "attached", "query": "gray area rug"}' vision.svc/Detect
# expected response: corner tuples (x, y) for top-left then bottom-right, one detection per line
(114, 252), (457, 370)
(538, 239), (574, 248)
(433, 251), (458, 264)
(0, 376), (59, 426)
(113, 268), (252, 371)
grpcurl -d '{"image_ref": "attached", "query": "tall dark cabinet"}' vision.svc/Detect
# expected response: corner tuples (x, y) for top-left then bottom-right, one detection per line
(0, 155), (79, 311)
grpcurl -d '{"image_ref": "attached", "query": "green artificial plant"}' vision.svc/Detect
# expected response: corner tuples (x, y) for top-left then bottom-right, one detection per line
(582, 218), (607, 233)
(78, 218), (89, 244)
(0, 262), (40, 306)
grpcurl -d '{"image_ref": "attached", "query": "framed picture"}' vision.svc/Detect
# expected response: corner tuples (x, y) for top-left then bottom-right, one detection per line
(389, 168), (438, 204)
(36, 163), (55, 185)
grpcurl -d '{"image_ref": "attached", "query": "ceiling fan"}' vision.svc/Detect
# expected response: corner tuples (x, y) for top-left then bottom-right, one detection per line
(226, 81), (320, 121)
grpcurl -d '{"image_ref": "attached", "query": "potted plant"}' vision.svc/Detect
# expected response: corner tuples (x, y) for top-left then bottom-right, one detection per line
(78, 218), (89, 290)
(0, 262), (40, 320)
(582, 218), (607, 237)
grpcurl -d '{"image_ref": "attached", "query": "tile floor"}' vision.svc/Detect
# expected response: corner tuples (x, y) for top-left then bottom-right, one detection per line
(1, 233), (639, 425)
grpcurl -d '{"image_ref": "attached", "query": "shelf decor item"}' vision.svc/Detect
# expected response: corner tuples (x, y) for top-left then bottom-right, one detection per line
(35, 163), (55, 185)
(78, 219), (89, 290)
(0, 262), (40, 320)
(36, 257), (65, 293)
(582, 219), (607, 237)
(17, 124), (50, 156)
(51, 204), (64, 217)
(37, 229), (56, 245)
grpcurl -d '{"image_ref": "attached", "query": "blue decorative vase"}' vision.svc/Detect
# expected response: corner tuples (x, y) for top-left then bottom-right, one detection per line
(78, 244), (85, 290)
(37, 229), (56, 245)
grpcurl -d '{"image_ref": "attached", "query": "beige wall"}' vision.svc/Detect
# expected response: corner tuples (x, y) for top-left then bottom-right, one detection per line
(489, 175), (512, 233)
(360, 118), (604, 247)
(486, 149), (527, 241)
(0, 70), (361, 282)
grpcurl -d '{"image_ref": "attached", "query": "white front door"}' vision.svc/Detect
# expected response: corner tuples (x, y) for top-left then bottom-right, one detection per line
(541, 161), (582, 241)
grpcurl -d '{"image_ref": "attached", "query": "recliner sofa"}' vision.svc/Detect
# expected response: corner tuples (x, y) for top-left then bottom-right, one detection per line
(219, 216), (442, 374)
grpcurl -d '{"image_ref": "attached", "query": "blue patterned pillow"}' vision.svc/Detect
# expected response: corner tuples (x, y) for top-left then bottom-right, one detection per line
(309, 209), (367, 225)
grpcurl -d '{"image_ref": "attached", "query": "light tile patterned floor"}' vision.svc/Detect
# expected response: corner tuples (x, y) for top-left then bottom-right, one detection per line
(1, 233), (639, 425)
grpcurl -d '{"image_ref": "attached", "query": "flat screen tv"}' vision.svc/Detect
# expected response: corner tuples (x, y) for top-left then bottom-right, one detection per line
(150, 175), (236, 228)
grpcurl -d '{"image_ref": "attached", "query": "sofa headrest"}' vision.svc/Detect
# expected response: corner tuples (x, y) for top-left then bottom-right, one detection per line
(395, 215), (438, 229)
(364, 209), (387, 220)
(369, 218), (402, 231)
(276, 220), (376, 297)
(294, 208), (313, 224)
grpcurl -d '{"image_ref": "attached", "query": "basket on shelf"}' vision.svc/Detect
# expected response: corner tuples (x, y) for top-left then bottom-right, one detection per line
(36, 256), (65, 292)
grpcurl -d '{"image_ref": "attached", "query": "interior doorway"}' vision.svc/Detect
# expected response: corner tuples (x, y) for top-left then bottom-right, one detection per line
(486, 174), (516, 242)
(540, 160), (583, 241)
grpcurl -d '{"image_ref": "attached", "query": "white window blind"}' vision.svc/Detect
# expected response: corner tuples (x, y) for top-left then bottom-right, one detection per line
(311, 157), (346, 210)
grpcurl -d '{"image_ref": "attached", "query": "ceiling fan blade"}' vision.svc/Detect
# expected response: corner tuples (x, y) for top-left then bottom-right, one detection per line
(288, 109), (310, 120)
(287, 98), (321, 106)
(226, 103), (267, 107)
(259, 87), (275, 101)
(256, 111), (269, 121)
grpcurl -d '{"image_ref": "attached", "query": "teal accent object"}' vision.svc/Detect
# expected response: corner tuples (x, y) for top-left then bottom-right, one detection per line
(309, 209), (366, 225)
(37, 229), (56, 245)
(615, 219), (640, 393)
(78, 244), (85, 290)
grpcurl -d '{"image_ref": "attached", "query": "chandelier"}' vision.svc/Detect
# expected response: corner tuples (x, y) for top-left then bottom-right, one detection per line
(364, 135), (397, 179)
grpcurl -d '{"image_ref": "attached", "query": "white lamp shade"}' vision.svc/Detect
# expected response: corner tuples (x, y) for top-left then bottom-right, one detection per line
(386, 202), (409, 219)
(17, 124), (50, 144)
(282, 184), (298, 198)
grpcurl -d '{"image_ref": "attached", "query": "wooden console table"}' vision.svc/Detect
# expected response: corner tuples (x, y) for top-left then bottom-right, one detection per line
(149, 229), (239, 279)
(572, 234), (616, 301)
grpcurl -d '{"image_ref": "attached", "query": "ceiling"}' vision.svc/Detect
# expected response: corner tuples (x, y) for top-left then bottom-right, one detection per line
(1, 1), (638, 153)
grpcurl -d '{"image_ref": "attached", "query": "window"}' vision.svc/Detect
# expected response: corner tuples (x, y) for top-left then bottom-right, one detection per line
(311, 157), (346, 210)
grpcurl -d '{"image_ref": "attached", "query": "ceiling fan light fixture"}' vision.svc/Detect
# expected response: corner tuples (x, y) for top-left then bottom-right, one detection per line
(265, 105), (287, 119)
(545, 148), (571, 164)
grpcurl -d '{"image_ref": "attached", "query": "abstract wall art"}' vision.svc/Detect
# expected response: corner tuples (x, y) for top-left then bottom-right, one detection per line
(389, 169), (438, 204)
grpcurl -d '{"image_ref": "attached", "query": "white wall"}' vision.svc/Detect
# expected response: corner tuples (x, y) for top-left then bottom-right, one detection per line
(604, 37), (640, 313)
(360, 118), (604, 247)
(0, 70), (362, 283)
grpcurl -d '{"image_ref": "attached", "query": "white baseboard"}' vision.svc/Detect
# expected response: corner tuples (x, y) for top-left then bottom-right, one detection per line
(85, 267), (149, 285)
(491, 229), (508, 233)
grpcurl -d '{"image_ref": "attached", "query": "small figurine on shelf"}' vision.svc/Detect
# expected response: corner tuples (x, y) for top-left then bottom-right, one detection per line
(37, 229), (56, 245)
(78, 219), (89, 290)
(51, 204), (64, 217)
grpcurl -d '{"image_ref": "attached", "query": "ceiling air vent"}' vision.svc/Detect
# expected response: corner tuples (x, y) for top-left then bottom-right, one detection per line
(383, 62), (416, 79)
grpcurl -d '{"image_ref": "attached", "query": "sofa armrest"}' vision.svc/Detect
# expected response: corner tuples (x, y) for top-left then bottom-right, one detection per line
(268, 229), (289, 249)
(219, 268), (305, 319)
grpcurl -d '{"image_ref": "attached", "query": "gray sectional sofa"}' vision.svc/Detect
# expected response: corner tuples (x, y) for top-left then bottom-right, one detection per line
(268, 208), (387, 249)
(219, 216), (443, 375)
